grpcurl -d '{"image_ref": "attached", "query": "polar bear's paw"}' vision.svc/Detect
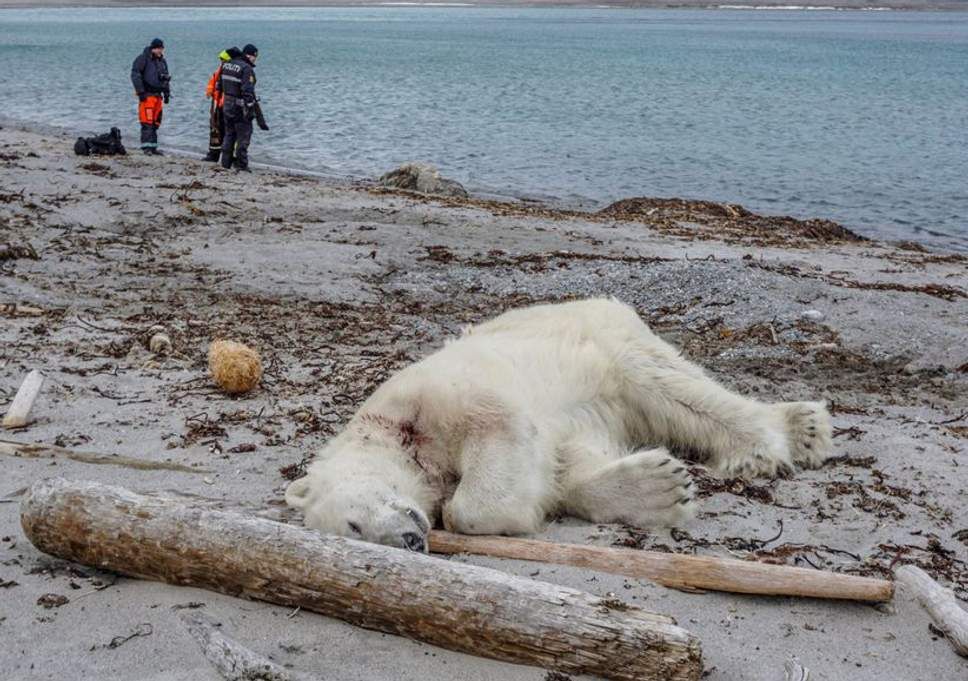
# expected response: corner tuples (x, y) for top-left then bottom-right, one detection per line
(565, 448), (697, 528)
(620, 449), (699, 527)
(778, 400), (833, 469)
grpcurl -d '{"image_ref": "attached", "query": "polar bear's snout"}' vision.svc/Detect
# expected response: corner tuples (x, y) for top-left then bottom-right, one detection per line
(349, 502), (430, 552)
(401, 531), (426, 552)
(381, 504), (431, 552)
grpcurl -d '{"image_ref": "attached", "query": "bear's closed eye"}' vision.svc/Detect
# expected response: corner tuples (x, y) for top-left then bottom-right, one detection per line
(347, 521), (362, 535)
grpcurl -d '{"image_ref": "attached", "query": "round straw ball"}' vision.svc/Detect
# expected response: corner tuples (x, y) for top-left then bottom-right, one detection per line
(208, 340), (262, 395)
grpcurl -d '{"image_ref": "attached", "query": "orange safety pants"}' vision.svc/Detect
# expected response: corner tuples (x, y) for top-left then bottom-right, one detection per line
(138, 95), (164, 128)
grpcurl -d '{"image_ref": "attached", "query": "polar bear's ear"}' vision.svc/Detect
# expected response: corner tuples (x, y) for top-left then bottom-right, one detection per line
(284, 477), (313, 510)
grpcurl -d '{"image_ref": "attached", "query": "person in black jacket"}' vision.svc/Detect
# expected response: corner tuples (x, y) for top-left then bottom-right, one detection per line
(216, 44), (260, 171)
(130, 38), (171, 155)
(204, 47), (241, 162)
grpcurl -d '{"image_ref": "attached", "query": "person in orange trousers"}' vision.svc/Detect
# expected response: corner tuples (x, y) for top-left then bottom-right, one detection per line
(130, 38), (171, 155)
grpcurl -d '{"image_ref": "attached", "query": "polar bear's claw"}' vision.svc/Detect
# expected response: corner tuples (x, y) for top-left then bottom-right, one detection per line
(779, 400), (834, 469)
(713, 445), (793, 479)
(775, 402), (833, 468)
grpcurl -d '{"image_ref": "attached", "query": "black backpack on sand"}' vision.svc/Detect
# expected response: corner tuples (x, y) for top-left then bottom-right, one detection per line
(74, 128), (127, 156)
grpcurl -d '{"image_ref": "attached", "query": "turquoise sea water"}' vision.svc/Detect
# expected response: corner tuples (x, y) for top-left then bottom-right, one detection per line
(0, 8), (966, 248)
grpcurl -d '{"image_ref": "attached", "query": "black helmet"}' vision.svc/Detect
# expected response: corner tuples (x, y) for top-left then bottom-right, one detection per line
(242, 44), (258, 57)
(149, 38), (164, 49)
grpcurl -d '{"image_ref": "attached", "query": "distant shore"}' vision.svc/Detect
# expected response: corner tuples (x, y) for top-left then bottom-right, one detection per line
(1, 0), (967, 11)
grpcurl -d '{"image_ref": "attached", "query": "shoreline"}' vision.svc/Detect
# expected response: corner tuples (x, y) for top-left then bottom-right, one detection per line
(5, 116), (965, 254)
(1, 125), (967, 680)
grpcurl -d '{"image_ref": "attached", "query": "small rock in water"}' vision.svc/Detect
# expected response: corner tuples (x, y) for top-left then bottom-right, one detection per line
(801, 309), (824, 322)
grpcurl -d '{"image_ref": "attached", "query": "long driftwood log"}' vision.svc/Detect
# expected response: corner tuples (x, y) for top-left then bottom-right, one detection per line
(429, 531), (894, 602)
(20, 478), (703, 681)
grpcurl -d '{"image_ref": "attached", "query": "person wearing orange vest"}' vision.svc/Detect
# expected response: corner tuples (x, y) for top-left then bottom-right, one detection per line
(130, 38), (171, 156)
(204, 47), (240, 162)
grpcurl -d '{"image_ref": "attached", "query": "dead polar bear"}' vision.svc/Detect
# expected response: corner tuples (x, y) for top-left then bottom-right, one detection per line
(286, 298), (833, 551)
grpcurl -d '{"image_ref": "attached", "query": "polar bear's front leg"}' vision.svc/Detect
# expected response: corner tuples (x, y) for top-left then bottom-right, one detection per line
(442, 418), (552, 536)
(561, 448), (697, 527)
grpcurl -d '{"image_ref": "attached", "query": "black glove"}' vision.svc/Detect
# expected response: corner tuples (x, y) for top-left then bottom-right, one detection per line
(257, 120), (269, 132)
(163, 92), (170, 104)
(138, 92), (147, 101)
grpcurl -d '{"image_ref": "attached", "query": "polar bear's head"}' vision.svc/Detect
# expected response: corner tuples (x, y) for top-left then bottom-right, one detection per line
(285, 453), (433, 552)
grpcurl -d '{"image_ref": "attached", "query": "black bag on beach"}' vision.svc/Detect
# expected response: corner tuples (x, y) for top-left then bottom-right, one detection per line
(74, 128), (127, 156)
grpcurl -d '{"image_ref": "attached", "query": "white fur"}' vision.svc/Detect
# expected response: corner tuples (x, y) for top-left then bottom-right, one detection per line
(287, 298), (833, 549)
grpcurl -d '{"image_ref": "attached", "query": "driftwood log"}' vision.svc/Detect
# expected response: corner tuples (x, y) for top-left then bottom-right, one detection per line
(895, 565), (968, 656)
(20, 478), (703, 681)
(429, 531), (894, 602)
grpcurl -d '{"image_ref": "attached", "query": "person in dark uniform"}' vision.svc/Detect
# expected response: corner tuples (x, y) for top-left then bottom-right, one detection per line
(217, 44), (260, 171)
(204, 47), (240, 162)
(130, 38), (171, 156)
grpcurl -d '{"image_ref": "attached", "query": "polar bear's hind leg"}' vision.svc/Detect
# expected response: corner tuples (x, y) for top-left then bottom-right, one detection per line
(612, 315), (835, 477)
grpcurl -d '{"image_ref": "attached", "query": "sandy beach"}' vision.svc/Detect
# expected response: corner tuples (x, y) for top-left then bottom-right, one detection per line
(1, 123), (966, 680)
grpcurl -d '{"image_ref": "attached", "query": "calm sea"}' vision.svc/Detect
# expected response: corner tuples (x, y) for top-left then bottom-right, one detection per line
(0, 8), (966, 249)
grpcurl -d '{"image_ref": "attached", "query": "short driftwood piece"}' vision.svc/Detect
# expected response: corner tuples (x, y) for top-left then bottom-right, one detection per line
(896, 565), (968, 656)
(2, 369), (44, 429)
(0, 243), (39, 261)
(21, 478), (703, 681)
(782, 658), (811, 680)
(428, 531), (894, 602)
(0, 303), (45, 317)
(180, 611), (319, 681)
(0, 439), (208, 473)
